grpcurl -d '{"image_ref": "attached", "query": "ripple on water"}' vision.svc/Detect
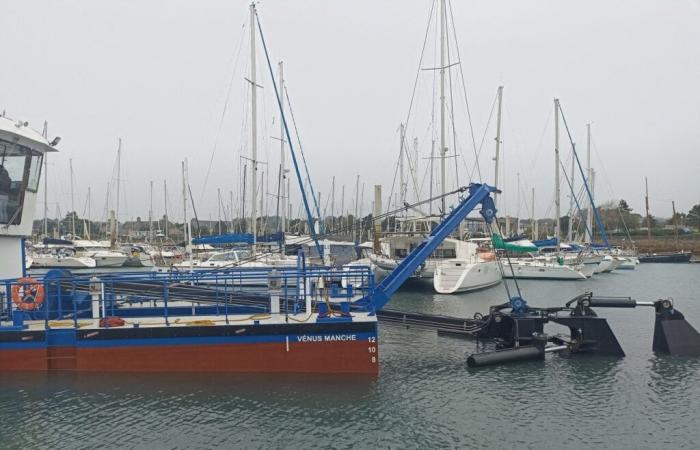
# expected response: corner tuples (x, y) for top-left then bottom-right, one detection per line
(2, 266), (700, 449)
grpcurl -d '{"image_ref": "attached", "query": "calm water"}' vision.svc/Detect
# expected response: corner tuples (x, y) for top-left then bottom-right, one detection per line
(2, 264), (699, 449)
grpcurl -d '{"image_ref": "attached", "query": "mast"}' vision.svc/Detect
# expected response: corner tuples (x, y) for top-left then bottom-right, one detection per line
(645, 176), (651, 242)
(429, 139), (435, 217)
(586, 123), (592, 243)
(249, 2), (258, 256)
(516, 172), (521, 235)
(115, 138), (121, 242)
(672, 200), (679, 249)
(340, 184), (345, 235)
(330, 176), (335, 232)
(230, 190), (234, 232)
(554, 98), (561, 251)
(163, 180), (169, 239)
(568, 145), (575, 242)
(493, 86), (504, 207)
(531, 187), (536, 240)
(399, 123), (406, 209)
(413, 137), (419, 203)
(42, 122), (48, 237)
(85, 186), (91, 240)
(217, 187), (222, 235)
(182, 160), (192, 268)
(278, 60), (287, 242)
(149, 180), (154, 242)
(439, 0), (447, 215)
(70, 158), (75, 237)
(354, 175), (360, 241)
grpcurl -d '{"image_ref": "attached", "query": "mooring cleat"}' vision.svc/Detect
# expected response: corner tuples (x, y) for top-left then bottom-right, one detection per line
(652, 299), (700, 357)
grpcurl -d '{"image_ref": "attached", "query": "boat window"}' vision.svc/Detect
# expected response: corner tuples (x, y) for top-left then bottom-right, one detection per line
(432, 248), (457, 259)
(394, 249), (408, 258)
(0, 140), (43, 225)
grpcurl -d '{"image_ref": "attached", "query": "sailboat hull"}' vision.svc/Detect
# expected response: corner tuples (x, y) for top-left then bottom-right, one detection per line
(434, 260), (502, 294)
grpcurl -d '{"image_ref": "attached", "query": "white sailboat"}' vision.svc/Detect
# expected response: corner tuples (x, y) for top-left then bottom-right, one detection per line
(433, 242), (501, 293)
(502, 259), (587, 280)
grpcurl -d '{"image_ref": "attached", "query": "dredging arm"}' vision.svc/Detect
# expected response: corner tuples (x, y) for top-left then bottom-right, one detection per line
(367, 183), (499, 311)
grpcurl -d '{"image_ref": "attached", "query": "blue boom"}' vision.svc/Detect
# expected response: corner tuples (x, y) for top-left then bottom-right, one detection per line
(368, 183), (499, 311)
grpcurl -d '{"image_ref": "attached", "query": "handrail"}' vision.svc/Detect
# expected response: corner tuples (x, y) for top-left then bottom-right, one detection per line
(0, 264), (375, 330)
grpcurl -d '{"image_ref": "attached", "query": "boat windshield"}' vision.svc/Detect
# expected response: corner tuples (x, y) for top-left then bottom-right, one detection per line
(0, 139), (43, 225)
(208, 251), (240, 262)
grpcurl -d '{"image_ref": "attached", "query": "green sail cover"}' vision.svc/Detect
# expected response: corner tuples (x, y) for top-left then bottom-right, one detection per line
(491, 234), (538, 253)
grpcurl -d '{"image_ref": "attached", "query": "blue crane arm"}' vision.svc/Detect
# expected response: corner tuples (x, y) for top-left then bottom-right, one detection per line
(368, 183), (499, 311)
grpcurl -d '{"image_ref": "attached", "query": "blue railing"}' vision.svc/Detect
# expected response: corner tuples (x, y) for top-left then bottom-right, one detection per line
(0, 265), (375, 330)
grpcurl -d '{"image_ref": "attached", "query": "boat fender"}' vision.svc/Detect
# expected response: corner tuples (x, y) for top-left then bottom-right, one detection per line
(99, 316), (126, 328)
(11, 277), (46, 311)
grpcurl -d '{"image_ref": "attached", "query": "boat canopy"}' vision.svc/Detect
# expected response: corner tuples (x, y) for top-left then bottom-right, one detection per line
(192, 233), (254, 245)
(43, 237), (73, 246)
(533, 238), (558, 247)
(492, 234), (538, 253)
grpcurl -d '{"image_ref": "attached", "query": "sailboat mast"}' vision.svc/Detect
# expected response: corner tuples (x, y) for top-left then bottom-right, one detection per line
(399, 123), (406, 210)
(516, 172), (521, 234)
(149, 180), (153, 242)
(42, 122), (48, 236)
(69, 158), (75, 236)
(554, 99), (561, 251)
(531, 187), (536, 240)
(672, 200), (679, 249)
(249, 3), (259, 255)
(493, 86), (504, 207)
(354, 175), (360, 241)
(429, 139), (434, 217)
(439, 0), (447, 214)
(413, 137), (419, 203)
(330, 176), (335, 232)
(163, 180), (169, 239)
(340, 184), (345, 234)
(278, 60), (286, 242)
(85, 186), (91, 239)
(182, 160), (192, 269)
(568, 144), (575, 242)
(116, 138), (121, 242)
(217, 187), (222, 235)
(586, 123), (593, 243)
(645, 177), (652, 241)
(230, 190), (234, 231)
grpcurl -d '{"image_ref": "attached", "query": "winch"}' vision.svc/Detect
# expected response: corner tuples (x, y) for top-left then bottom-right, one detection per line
(463, 292), (700, 368)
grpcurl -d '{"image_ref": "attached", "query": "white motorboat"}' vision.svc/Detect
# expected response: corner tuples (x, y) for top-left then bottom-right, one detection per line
(31, 252), (96, 269)
(122, 245), (155, 267)
(72, 240), (128, 268)
(617, 256), (638, 270)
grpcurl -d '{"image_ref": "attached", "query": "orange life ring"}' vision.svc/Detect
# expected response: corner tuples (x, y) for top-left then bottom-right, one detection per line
(11, 277), (46, 311)
(99, 316), (126, 328)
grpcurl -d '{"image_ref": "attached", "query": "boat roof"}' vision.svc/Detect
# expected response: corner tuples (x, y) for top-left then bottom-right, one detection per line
(0, 114), (58, 153)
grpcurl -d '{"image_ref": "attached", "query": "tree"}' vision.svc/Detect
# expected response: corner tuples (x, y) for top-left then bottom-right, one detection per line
(618, 199), (632, 213)
(688, 204), (700, 231)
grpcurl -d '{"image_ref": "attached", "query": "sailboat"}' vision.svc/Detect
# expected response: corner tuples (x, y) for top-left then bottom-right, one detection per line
(370, 0), (501, 293)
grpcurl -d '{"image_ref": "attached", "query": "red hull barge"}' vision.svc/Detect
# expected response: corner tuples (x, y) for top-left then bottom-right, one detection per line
(0, 317), (379, 374)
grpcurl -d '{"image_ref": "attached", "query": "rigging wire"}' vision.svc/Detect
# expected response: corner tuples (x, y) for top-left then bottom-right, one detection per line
(402, 0), (438, 136)
(447, 0), (481, 181)
(200, 22), (248, 204)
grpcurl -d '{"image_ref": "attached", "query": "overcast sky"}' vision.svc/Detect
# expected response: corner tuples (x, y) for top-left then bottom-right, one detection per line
(2, 0), (699, 225)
